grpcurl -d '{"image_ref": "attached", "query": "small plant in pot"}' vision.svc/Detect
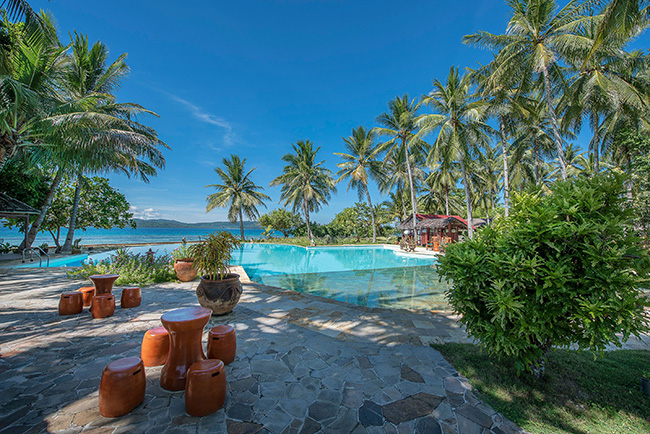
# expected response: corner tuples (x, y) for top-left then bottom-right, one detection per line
(189, 231), (242, 315)
(171, 243), (197, 282)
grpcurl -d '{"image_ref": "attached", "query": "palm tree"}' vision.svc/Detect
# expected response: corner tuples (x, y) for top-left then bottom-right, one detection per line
(270, 140), (336, 240)
(374, 94), (428, 236)
(463, 0), (598, 180)
(420, 66), (492, 239)
(376, 147), (424, 221)
(206, 154), (270, 239)
(334, 126), (382, 242)
(424, 158), (458, 216)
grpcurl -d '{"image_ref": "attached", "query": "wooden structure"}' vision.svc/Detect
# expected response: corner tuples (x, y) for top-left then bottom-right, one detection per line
(0, 193), (39, 248)
(397, 214), (474, 250)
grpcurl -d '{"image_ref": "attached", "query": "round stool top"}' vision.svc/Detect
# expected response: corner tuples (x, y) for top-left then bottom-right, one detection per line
(62, 292), (82, 297)
(90, 274), (119, 280)
(105, 357), (143, 373)
(161, 307), (211, 329)
(145, 326), (169, 338)
(78, 286), (95, 292)
(124, 287), (141, 292)
(189, 359), (224, 374)
(210, 325), (235, 336)
(94, 294), (115, 300)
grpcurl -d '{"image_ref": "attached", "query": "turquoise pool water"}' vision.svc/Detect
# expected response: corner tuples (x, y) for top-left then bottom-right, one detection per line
(10, 243), (450, 310)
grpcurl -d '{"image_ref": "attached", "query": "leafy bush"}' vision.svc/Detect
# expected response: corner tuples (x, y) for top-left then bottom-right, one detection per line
(437, 174), (650, 376)
(68, 248), (176, 285)
(171, 243), (193, 261)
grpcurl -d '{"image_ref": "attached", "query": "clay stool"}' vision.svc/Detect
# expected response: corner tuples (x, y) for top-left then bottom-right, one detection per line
(141, 327), (170, 367)
(99, 357), (145, 417)
(160, 306), (211, 391)
(59, 292), (83, 316)
(185, 359), (225, 416)
(207, 325), (236, 365)
(91, 294), (115, 319)
(78, 286), (95, 307)
(121, 287), (141, 308)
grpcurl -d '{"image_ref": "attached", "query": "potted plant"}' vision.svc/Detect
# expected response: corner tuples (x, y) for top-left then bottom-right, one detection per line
(189, 231), (242, 315)
(38, 243), (49, 254)
(642, 372), (650, 396)
(171, 243), (197, 282)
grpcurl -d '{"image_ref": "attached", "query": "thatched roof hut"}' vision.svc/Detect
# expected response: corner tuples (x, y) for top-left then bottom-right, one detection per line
(397, 214), (470, 230)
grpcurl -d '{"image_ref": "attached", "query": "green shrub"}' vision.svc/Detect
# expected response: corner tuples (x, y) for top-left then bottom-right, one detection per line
(68, 248), (176, 285)
(437, 174), (650, 376)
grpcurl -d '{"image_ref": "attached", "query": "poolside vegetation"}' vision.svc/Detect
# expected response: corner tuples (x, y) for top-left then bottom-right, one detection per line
(438, 174), (650, 377)
(434, 343), (650, 434)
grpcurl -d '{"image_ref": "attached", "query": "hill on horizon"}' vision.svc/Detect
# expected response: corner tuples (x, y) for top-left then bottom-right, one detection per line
(134, 219), (261, 229)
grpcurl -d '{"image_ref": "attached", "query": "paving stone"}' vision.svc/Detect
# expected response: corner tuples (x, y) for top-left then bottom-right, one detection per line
(225, 420), (264, 434)
(381, 392), (444, 425)
(443, 377), (465, 394)
(298, 418), (321, 434)
(227, 403), (254, 421)
(323, 408), (359, 434)
(280, 399), (309, 418)
(400, 365), (425, 383)
(456, 414), (483, 434)
(455, 404), (493, 428)
(414, 417), (442, 434)
(308, 400), (339, 422)
(358, 400), (383, 427)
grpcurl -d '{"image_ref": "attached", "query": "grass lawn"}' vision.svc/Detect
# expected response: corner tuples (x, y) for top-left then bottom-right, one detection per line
(433, 343), (650, 434)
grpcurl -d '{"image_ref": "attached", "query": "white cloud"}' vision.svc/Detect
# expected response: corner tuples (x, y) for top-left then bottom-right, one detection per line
(129, 206), (162, 220)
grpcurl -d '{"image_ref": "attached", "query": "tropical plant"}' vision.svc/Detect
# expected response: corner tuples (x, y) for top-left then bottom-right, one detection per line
(206, 154), (270, 240)
(438, 173), (650, 377)
(258, 208), (302, 238)
(171, 243), (193, 261)
(270, 139), (336, 240)
(189, 231), (242, 280)
(335, 126), (382, 242)
(374, 94), (428, 235)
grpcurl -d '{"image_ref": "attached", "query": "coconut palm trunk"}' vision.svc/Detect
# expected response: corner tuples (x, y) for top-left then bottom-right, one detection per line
(499, 116), (510, 217)
(444, 185), (450, 216)
(61, 173), (82, 253)
(403, 137), (418, 237)
(542, 67), (567, 180)
(303, 201), (313, 240)
(365, 185), (377, 242)
(591, 112), (600, 175)
(239, 208), (245, 240)
(460, 159), (474, 240)
(19, 169), (64, 250)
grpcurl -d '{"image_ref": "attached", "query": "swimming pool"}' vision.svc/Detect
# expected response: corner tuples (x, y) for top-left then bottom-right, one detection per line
(11, 243), (450, 310)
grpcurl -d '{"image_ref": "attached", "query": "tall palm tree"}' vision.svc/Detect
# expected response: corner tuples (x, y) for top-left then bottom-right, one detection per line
(374, 94), (428, 236)
(206, 154), (270, 239)
(376, 147), (424, 221)
(270, 140), (336, 240)
(463, 0), (598, 180)
(334, 126), (382, 242)
(420, 66), (492, 239)
(425, 157), (458, 216)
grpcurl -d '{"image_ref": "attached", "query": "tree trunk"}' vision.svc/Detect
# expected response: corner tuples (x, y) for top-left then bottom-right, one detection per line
(591, 112), (600, 175)
(534, 138), (540, 185)
(403, 137), (418, 237)
(542, 66), (567, 180)
(61, 173), (82, 253)
(365, 184), (376, 243)
(239, 207), (244, 240)
(460, 158), (474, 240)
(303, 202), (313, 240)
(500, 116), (510, 217)
(444, 185), (450, 216)
(19, 169), (64, 250)
(400, 186), (408, 220)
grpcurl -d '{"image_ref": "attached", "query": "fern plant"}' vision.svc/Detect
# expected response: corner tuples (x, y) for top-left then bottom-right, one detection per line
(189, 231), (241, 280)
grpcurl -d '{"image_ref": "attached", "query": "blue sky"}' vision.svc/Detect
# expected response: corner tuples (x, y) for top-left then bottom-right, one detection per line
(32, 0), (591, 223)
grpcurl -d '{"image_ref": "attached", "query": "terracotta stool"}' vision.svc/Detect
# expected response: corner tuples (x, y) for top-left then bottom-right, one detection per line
(207, 325), (236, 365)
(99, 357), (145, 417)
(185, 359), (225, 416)
(78, 286), (95, 307)
(141, 327), (170, 367)
(91, 294), (115, 319)
(121, 287), (141, 308)
(58, 292), (83, 316)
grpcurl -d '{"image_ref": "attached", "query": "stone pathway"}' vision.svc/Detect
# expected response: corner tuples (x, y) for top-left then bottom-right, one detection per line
(0, 268), (523, 434)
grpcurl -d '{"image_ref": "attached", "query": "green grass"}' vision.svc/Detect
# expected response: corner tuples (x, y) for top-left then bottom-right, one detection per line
(433, 343), (650, 434)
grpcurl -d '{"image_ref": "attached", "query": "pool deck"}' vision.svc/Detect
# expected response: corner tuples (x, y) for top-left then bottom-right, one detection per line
(0, 267), (524, 434)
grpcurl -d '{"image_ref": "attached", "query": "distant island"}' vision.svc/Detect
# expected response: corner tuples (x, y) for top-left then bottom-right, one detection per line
(133, 219), (262, 229)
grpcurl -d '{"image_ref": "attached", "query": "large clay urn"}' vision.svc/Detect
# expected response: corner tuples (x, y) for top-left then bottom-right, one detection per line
(173, 259), (197, 282)
(195, 273), (242, 315)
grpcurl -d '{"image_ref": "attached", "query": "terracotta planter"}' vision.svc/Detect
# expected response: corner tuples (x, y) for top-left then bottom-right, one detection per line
(195, 274), (242, 315)
(174, 259), (197, 282)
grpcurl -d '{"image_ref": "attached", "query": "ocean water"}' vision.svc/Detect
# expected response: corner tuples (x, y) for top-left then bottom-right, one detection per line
(0, 226), (265, 246)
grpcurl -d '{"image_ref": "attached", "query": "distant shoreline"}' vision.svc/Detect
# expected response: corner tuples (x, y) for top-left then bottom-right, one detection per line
(133, 218), (262, 229)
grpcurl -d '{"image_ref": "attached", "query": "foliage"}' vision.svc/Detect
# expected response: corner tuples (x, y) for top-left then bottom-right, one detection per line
(67, 248), (175, 286)
(170, 243), (193, 261)
(189, 231), (242, 280)
(437, 174), (650, 376)
(435, 343), (650, 434)
(258, 209), (302, 238)
(41, 176), (134, 249)
(0, 159), (50, 209)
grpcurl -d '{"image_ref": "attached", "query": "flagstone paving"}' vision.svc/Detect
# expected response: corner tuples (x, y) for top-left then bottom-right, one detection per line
(0, 267), (524, 434)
